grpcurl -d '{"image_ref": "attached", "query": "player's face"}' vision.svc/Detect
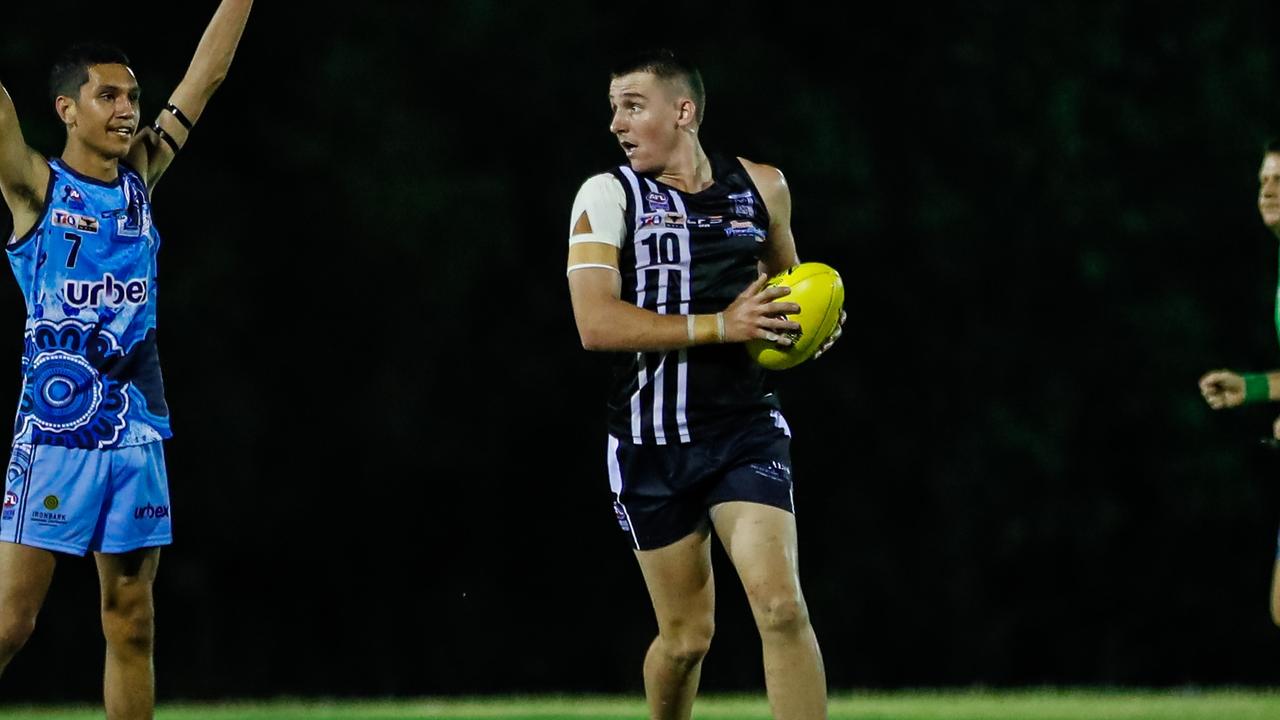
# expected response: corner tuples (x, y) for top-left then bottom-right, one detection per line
(67, 64), (140, 160)
(608, 72), (684, 174)
(1260, 153), (1280, 234)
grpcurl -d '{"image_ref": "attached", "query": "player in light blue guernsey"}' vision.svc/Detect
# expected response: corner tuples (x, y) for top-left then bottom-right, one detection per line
(0, 3), (252, 716)
(10, 158), (171, 450)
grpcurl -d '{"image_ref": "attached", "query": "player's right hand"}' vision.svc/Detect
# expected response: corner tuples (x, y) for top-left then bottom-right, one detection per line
(722, 273), (802, 345)
(1199, 369), (1246, 410)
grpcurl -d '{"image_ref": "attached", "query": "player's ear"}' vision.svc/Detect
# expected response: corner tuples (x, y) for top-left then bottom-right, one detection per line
(676, 99), (694, 126)
(55, 95), (77, 128)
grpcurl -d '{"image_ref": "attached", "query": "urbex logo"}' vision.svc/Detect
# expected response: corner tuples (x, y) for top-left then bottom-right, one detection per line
(64, 274), (148, 308)
(134, 503), (169, 520)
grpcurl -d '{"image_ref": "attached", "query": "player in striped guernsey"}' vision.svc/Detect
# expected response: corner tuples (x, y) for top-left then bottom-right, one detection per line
(1200, 138), (1280, 630)
(567, 50), (838, 720)
(0, 3), (252, 716)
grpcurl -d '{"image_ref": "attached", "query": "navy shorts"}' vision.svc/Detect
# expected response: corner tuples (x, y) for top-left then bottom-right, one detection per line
(607, 410), (795, 551)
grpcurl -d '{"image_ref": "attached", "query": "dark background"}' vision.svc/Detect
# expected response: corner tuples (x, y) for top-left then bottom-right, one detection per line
(2, 0), (1280, 702)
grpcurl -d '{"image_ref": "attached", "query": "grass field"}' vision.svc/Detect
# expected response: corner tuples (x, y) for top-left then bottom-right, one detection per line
(1, 690), (1278, 720)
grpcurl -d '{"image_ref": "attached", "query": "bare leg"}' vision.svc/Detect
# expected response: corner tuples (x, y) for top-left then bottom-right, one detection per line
(1270, 558), (1280, 628)
(0, 542), (56, 675)
(712, 502), (827, 720)
(634, 527), (715, 720)
(96, 548), (160, 720)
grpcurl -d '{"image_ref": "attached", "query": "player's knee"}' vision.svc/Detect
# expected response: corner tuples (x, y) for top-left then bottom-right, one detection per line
(101, 597), (155, 655)
(753, 593), (810, 636)
(658, 621), (714, 668)
(0, 611), (38, 661)
(1271, 602), (1280, 629)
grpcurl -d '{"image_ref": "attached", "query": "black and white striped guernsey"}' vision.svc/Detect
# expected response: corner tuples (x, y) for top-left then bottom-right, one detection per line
(606, 153), (781, 445)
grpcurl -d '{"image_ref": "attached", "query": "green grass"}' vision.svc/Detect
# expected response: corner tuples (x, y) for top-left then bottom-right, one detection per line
(1, 689), (1278, 720)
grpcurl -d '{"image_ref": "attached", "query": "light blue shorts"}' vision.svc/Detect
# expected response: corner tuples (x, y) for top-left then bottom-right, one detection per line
(0, 442), (172, 555)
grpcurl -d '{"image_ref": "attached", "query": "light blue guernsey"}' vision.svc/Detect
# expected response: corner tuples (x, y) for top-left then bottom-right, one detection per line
(5, 158), (170, 449)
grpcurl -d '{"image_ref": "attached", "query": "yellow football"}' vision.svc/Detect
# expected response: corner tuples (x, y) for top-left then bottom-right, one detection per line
(745, 262), (845, 370)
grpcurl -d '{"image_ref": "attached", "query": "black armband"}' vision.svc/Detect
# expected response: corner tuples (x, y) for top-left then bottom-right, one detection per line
(152, 123), (182, 154)
(163, 103), (194, 130)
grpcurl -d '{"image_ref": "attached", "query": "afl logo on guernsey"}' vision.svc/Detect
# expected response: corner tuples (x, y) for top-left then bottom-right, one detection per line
(64, 274), (149, 308)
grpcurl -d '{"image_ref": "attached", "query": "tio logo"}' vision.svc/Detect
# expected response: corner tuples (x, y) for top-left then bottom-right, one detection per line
(134, 503), (169, 520)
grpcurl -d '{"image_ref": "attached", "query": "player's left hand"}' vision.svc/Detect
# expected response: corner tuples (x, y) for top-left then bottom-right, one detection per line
(1199, 370), (1246, 410)
(1271, 414), (1280, 441)
(813, 309), (846, 360)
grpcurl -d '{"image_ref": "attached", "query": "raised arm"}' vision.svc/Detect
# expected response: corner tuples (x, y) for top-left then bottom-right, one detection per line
(0, 80), (51, 241)
(128, 0), (253, 190)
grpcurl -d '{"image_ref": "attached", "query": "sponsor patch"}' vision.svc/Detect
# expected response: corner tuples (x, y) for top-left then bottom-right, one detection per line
(133, 502), (170, 520)
(31, 510), (67, 527)
(52, 210), (99, 233)
(63, 273), (149, 308)
(32, 494), (66, 527)
(639, 212), (688, 229)
(751, 460), (792, 484)
(725, 220), (766, 240)
(613, 501), (632, 532)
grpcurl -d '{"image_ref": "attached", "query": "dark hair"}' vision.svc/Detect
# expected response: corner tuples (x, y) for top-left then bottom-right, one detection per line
(49, 43), (132, 103)
(611, 49), (706, 125)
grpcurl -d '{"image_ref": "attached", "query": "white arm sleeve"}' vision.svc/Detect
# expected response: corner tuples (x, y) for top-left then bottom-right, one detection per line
(568, 173), (627, 248)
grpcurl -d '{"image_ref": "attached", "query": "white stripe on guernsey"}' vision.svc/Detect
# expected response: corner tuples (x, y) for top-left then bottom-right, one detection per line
(665, 189), (693, 311)
(607, 435), (623, 493)
(675, 349), (690, 442)
(644, 173), (676, 444)
(771, 409), (792, 438)
(620, 167), (649, 444)
(666, 189), (693, 442)
(645, 181), (672, 446)
(606, 435), (641, 547)
(632, 352), (647, 443)
(652, 269), (669, 445)
(620, 166), (645, 228)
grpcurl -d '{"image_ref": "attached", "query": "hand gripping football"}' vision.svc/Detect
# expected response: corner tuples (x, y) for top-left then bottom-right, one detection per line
(745, 262), (845, 370)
